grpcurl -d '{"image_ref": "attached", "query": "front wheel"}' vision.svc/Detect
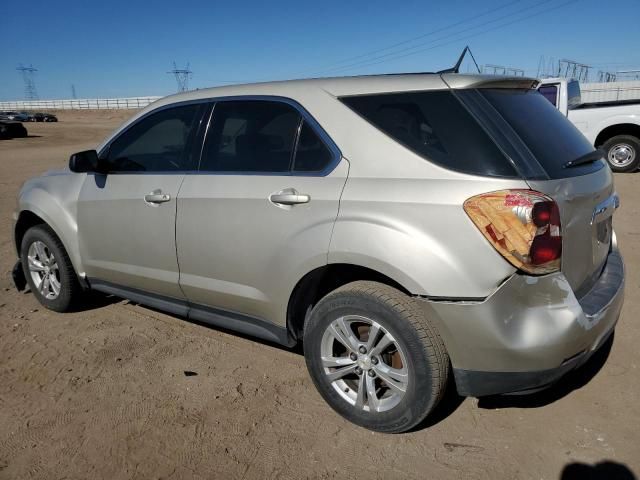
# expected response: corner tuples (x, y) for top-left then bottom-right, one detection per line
(21, 225), (81, 312)
(304, 281), (449, 433)
(602, 135), (640, 172)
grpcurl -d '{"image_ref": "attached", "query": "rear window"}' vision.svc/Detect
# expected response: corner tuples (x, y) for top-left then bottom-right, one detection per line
(480, 89), (603, 178)
(340, 91), (517, 177)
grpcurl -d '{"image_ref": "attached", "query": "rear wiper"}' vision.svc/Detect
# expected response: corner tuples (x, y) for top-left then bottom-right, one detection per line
(563, 149), (605, 168)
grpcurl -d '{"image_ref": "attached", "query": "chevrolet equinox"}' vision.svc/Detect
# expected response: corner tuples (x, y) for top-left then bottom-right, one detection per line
(12, 74), (625, 433)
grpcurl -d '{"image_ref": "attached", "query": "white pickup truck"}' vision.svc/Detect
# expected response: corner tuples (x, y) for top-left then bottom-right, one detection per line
(538, 78), (640, 172)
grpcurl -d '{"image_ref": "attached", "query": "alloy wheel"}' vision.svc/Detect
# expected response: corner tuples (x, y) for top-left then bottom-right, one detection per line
(27, 240), (61, 300)
(320, 315), (409, 413)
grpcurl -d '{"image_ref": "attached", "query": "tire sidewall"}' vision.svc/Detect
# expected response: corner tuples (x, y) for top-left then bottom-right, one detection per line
(304, 292), (435, 433)
(21, 226), (74, 312)
(604, 135), (640, 173)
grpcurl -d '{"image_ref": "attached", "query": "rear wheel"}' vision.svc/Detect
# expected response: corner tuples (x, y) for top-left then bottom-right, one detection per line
(303, 281), (449, 433)
(20, 225), (81, 312)
(602, 135), (640, 172)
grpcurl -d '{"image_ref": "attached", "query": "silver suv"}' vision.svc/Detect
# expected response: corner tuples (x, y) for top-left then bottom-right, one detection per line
(12, 74), (625, 433)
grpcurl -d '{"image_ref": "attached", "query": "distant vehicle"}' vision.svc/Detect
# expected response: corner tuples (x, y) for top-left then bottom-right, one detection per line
(33, 112), (58, 122)
(20, 111), (36, 122)
(0, 111), (30, 122)
(11, 73), (624, 433)
(0, 120), (28, 139)
(538, 78), (640, 172)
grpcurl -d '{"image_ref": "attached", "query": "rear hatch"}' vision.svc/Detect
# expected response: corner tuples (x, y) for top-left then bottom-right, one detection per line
(459, 84), (615, 294)
(339, 75), (616, 294)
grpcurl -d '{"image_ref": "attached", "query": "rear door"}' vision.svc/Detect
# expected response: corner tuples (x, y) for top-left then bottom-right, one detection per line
(176, 99), (348, 324)
(78, 103), (203, 299)
(478, 88), (615, 294)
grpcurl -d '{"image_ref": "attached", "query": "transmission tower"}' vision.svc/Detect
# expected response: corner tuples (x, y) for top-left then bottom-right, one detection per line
(16, 64), (39, 100)
(167, 62), (192, 92)
(557, 59), (591, 82)
(482, 64), (524, 77)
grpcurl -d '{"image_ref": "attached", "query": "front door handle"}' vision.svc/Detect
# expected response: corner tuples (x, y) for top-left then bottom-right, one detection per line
(269, 191), (310, 205)
(144, 192), (171, 204)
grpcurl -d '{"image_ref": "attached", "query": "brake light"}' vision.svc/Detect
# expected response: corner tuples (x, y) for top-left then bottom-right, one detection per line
(463, 190), (562, 274)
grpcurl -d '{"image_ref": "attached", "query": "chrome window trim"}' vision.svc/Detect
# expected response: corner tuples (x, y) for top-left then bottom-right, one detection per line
(99, 95), (343, 178)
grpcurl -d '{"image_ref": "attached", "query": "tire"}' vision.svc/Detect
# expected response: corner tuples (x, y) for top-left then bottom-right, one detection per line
(602, 135), (640, 172)
(20, 224), (81, 312)
(303, 281), (449, 433)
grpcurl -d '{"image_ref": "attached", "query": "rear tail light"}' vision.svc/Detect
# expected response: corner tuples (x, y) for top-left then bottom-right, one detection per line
(463, 190), (561, 275)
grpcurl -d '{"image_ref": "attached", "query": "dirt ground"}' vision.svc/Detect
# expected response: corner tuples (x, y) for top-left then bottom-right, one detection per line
(0, 110), (638, 480)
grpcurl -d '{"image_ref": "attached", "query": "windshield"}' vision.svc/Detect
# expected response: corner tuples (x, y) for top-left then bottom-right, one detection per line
(479, 88), (604, 179)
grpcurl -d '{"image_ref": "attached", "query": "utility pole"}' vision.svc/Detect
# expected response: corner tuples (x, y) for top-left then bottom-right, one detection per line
(167, 62), (192, 92)
(16, 64), (39, 100)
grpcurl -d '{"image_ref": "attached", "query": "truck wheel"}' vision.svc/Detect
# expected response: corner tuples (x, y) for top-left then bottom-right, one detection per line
(20, 225), (81, 312)
(303, 281), (449, 433)
(602, 135), (640, 172)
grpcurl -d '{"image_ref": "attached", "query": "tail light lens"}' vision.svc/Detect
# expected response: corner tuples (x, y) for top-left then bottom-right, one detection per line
(463, 190), (561, 275)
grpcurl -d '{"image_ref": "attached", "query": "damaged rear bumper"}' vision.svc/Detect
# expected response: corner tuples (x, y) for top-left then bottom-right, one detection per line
(419, 249), (624, 397)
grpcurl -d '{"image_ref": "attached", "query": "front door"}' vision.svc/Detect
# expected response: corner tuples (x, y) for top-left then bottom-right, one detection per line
(77, 103), (203, 299)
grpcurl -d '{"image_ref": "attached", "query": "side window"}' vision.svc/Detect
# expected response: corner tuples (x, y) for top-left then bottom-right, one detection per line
(538, 85), (558, 107)
(292, 121), (334, 172)
(200, 101), (300, 173)
(107, 104), (200, 172)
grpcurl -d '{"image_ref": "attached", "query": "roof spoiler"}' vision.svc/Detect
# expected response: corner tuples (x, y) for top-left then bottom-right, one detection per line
(441, 74), (539, 90)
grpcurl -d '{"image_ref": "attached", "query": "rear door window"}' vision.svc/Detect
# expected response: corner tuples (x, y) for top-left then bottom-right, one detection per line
(200, 101), (300, 173)
(292, 120), (334, 173)
(480, 89), (603, 178)
(340, 91), (517, 178)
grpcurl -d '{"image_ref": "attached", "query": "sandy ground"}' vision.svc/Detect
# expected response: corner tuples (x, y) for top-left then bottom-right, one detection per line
(0, 111), (638, 480)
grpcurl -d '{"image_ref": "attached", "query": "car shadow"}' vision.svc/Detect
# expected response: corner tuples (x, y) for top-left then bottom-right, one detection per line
(68, 291), (122, 312)
(478, 333), (614, 410)
(411, 372), (466, 431)
(560, 460), (636, 479)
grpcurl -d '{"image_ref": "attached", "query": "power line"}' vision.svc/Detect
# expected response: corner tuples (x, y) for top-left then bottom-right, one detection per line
(317, 0), (526, 71)
(315, 0), (580, 75)
(312, 0), (558, 76)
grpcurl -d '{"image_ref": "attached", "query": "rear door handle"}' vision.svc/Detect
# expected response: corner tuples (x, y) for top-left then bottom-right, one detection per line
(144, 192), (171, 204)
(269, 191), (310, 205)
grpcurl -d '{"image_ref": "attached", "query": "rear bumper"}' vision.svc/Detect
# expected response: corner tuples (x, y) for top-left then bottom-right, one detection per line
(422, 248), (624, 397)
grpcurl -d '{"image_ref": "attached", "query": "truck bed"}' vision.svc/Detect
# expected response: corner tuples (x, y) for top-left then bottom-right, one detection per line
(573, 98), (640, 110)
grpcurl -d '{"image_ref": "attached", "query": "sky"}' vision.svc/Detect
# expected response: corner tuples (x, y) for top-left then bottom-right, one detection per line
(2, 0), (639, 101)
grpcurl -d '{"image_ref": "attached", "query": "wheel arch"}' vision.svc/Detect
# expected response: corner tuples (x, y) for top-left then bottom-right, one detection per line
(14, 203), (84, 282)
(286, 263), (412, 343)
(594, 123), (640, 147)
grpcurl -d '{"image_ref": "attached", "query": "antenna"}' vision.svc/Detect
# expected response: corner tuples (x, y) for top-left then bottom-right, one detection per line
(437, 46), (481, 74)
(168, 62), (192, 92)
(16, 64), (39, 100)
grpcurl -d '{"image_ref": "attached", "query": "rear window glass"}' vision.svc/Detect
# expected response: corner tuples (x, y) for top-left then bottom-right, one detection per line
(340, 91), (517, 178)
(481, 89), (603, 178)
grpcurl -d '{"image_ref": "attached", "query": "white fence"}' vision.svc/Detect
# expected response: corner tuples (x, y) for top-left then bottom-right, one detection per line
(2, 82), (639, 110)
(0, 96), (161, 110)
(580, 81), (640, 103)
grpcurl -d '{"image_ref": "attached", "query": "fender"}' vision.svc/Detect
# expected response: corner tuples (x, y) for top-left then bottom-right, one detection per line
(16, 172), (86, 278)
(329, 177), (521, 299)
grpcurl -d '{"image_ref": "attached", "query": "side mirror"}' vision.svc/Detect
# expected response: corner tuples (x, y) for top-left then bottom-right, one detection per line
(69, 150), (100, 173)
